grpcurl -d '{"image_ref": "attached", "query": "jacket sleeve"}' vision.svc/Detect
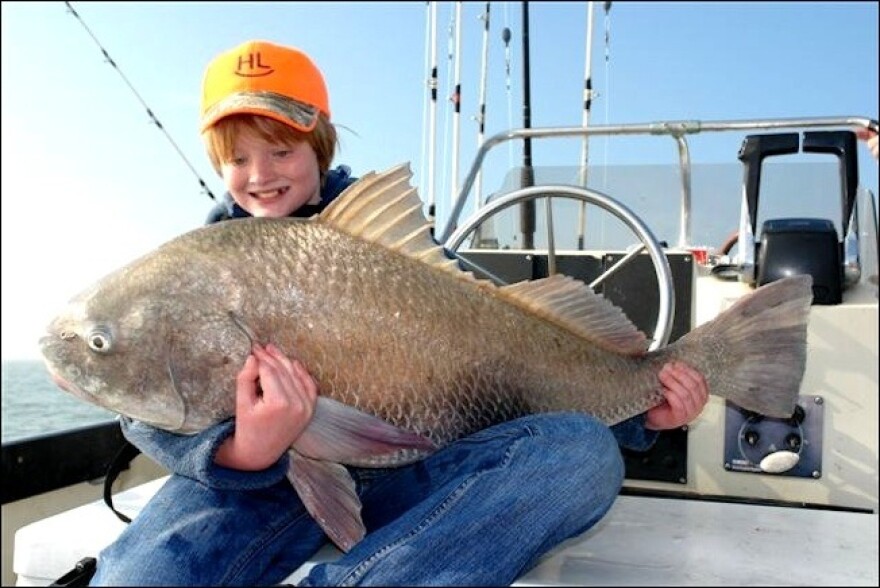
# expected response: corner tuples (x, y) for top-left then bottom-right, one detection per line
(120, 417), (289, 490)
(609, 413), (660, 452)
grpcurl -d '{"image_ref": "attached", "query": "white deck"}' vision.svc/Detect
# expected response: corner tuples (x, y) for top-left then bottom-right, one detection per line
(13, 476), (878, 586)
(514, 495), (878, 587)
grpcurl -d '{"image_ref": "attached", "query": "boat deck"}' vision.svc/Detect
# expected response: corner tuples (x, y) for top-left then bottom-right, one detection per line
(13, 476), (878, 586)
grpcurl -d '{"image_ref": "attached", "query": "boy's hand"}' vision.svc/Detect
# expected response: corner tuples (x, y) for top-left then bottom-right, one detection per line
(856, 129), (878, 160)
(215, 343), (318, 470)
(645, 361), (709, 431)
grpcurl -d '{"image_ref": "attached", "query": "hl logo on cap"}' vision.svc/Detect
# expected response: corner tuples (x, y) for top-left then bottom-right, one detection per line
(236, 52), (274, 77)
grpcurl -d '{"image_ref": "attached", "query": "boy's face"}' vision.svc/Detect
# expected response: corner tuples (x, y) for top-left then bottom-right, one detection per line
(221, 130), (321, 218)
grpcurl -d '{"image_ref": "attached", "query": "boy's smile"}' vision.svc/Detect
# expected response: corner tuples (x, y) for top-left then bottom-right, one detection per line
(251, 186), (290, 200)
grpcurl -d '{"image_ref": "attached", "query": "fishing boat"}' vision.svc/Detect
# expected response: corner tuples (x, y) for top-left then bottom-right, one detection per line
(2, 3), (878, 586)
(5, 113), (878, 586)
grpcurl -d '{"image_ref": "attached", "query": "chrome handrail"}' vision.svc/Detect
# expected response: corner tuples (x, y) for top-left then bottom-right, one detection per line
(438, 116), (879, 245)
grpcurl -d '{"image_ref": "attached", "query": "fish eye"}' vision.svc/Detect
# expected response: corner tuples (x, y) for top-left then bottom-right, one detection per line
(87, 329), (112, 353)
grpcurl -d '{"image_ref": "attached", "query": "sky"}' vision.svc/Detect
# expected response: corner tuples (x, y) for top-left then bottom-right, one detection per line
(1, 1), (878, 359)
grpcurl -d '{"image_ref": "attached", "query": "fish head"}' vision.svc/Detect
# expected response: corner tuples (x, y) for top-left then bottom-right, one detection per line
(39, 244), (252, 433)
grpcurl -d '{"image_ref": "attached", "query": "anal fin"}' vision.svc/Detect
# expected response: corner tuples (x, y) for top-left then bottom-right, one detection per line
(286, 449), (365, 552)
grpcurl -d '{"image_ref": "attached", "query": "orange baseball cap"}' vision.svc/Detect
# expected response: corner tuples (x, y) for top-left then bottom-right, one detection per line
(200, 40), (330, 133)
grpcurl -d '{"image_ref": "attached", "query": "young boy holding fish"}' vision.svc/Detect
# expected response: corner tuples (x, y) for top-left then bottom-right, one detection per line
(89, 39), (709, 586)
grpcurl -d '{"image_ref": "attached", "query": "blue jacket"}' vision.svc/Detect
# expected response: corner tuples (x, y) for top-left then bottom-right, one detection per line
(122, 164), (657, 489)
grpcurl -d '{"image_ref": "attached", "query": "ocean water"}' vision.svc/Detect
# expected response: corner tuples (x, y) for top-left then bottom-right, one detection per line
(1, 359), (116, 444)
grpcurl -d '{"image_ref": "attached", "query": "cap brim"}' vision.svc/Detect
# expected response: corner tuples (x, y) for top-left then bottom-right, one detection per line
(200, 91), (320, 133)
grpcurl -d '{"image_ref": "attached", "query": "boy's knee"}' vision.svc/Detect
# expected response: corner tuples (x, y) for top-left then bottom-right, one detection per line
(525, 412), (624, 501)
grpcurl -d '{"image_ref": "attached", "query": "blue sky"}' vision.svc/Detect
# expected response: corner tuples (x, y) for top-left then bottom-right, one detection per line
(1, 1), (878, 359)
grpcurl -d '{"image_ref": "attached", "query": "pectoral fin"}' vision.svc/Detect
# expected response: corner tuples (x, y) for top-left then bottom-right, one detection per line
(286, 449), (364, 552)
(293, 397), (437, 466)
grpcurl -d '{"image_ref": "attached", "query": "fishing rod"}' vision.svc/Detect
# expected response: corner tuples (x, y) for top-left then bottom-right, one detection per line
(439, 6), (456, 225)
(576, 2), (598, 250)
(520, 0), (536, 250)
(502, 14), (514, 169)
(602, 0), (612, 182)
(424, 1), (439, 235)
(64, 2), (217, 201)
(472, 1), (496, 247)
(450, 2), (464, 212)
(474, 2), (491, 203)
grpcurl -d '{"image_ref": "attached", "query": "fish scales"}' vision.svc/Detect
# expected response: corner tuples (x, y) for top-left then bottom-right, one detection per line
(184, 218), (610, 446)
(197, 219), (663, 442)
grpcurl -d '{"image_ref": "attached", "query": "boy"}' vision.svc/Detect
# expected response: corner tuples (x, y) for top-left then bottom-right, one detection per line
(91, 39), (708, 586)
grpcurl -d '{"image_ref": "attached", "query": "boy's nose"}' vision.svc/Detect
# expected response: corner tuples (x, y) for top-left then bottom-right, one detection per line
(249, 156), (276, 183)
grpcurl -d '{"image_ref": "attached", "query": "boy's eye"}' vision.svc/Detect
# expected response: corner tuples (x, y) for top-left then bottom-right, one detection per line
(273, 149), (293, 158)
(229, 156), (247, 166)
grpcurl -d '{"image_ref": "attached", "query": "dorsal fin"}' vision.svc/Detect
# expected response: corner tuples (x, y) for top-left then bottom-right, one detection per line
(500, 274), (649, 355)
(320, 163), (647, 354)
(319, 163), (468, 277)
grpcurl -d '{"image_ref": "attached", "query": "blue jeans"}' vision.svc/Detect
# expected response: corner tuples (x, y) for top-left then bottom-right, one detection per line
(90, 412), (624, 586)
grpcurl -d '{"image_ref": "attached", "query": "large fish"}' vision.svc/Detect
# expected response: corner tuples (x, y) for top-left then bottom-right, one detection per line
(40, 163), (813, 551)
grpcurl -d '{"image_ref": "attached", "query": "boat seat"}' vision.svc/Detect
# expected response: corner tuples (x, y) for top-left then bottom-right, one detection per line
(757, 217), (843, 305)
(13, 476), (878, 586)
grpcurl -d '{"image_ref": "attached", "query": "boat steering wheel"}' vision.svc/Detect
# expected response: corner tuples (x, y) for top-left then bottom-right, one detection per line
(444, 185), (676, 351)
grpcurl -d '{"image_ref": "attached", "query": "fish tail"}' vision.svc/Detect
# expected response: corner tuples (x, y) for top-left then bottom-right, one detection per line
(667, 275), (813, 418)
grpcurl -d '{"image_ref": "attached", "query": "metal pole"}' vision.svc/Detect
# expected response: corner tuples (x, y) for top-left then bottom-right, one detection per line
(427, 1), (439, 234)
(439, 115), (878, 245)
(520, 0), (535, 250)
(577, 2), (596, 250)
(475, 2), (491, 204)
(450, 2), (463, 211)
(473, 1), (496, 247)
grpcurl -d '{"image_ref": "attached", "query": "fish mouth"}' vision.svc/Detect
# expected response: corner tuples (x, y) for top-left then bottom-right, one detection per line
(44, 363), (93, 404)
(39, 333), (93, 403)
(49, 371), (77, 394)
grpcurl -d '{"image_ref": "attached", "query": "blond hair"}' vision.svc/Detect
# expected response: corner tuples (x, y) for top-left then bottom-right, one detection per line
(203, 113), (338, 177)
